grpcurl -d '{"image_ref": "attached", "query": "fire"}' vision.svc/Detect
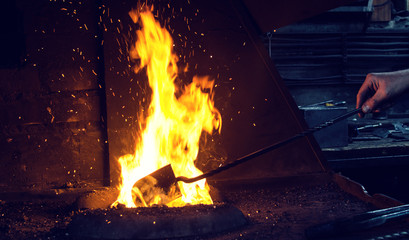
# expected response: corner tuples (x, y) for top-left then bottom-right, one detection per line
(112, 8), (221, 208)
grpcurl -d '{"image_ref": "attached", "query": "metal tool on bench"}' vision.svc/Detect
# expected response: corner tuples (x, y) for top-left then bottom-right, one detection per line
(370, 122), (409, 141)
(301, 100), (346, 108)
(356, 123), (383, 132)
(305, 204), (409, 239)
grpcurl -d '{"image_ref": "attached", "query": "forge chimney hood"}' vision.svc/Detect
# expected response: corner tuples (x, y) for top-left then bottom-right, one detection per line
(102, 0), (359, 184)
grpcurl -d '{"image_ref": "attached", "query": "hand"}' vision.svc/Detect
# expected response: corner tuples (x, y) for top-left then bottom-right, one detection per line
(356, 69), (409, 117)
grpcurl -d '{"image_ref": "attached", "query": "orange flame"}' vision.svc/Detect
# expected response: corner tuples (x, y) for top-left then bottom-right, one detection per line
(112, 8), (221, 208)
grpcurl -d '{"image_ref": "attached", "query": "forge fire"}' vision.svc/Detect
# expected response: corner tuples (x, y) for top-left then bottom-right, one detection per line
(112, 7), (221, 208)
(3, 0), (409, 239)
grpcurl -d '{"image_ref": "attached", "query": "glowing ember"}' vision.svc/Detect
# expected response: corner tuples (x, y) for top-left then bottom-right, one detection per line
(112, 8), (221, 208)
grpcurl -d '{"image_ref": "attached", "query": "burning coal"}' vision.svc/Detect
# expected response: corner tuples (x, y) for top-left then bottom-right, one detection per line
(112, 7), (221, 208)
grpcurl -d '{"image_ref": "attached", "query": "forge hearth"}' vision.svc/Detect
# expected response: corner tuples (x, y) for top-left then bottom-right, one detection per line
(68, 204), (246, 239)
(3, 174), (406, 240)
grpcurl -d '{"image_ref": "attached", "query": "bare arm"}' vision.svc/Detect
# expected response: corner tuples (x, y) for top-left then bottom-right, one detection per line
(356, 69), (409, 117)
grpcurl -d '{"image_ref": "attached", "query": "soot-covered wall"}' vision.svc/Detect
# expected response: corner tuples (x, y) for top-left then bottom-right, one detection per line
(0, 0), (342, 190)
(0, 0), (108, 189)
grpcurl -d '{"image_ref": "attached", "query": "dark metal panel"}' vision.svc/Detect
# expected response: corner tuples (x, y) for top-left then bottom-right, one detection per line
(207, 0), (327, 181)
(242, 0), (359, 32)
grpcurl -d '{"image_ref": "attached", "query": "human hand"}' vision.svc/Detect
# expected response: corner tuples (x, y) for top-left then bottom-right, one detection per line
(356, 69), (409, 117)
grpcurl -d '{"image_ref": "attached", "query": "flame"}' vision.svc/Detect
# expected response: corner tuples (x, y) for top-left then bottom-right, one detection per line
(112, 8), (221, 208)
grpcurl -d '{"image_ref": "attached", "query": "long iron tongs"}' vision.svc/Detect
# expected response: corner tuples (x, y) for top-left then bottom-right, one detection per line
(175, 107), (362, 183)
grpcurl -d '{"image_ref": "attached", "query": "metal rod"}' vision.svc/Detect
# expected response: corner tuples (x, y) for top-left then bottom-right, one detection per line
(305, 204), (409, 239)
(176, 108), (362, 183)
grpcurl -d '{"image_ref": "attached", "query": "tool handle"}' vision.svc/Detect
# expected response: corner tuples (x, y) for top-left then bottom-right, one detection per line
(176, 108), (362, 183)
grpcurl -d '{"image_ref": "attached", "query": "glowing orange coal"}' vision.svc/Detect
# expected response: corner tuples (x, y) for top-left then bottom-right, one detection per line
(112, 8), (221, 208)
